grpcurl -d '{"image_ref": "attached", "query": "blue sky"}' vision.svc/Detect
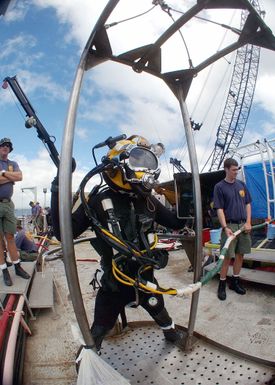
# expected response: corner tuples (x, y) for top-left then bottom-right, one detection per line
(1, 0), (275, 209)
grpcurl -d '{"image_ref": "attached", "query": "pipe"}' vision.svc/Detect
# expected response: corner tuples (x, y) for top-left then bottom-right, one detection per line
(176, 87), (203, 351)
(0, 294), (17, 352)
(59, 0), (120, 346)
(2, 295), (26, 385)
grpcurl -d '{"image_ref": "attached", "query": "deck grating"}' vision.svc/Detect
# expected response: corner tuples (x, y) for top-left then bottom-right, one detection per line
(101, 325), (275, 385)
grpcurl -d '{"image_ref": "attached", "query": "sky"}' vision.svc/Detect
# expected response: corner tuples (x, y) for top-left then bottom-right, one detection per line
(1, 0), (275, 210)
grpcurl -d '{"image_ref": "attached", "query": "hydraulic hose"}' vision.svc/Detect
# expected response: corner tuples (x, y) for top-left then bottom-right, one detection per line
(201, 219), (273, 286)
(2, 295), (30, 385)
(0, 295), (17, 353)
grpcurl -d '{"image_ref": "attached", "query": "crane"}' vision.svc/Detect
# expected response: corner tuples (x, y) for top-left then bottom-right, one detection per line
(207, 0), (263, 171)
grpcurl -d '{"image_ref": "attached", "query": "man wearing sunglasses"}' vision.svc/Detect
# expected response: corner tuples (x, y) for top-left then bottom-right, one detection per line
(0, 137), (30, 286)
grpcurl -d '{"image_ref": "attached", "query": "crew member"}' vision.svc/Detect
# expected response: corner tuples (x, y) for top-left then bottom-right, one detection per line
(213, 158), (252, 301)
(0, 137), (30, 286)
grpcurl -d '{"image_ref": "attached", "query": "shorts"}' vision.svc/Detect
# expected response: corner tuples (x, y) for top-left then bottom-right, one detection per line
(220, 222), (251, 258)
(0, 201), (17, 234)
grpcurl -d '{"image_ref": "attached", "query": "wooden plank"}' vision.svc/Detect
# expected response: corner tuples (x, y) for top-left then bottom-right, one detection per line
(203, 263), (275, 286)
(29, 271), (54, 309)
(244, 250), (275, 263)
(204, 242), (275, 263)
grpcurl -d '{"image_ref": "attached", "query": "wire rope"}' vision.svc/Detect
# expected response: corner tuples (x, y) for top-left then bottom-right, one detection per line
(105, 4), (157, 29)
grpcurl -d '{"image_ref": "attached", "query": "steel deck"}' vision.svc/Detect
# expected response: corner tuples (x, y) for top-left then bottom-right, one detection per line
(101, 324), (275, 385)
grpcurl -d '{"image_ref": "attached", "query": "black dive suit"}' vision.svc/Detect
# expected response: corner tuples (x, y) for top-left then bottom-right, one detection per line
(51, 182), (185, 349)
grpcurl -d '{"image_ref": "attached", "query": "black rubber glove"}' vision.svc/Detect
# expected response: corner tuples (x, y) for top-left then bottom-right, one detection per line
(51, 176), (59, 193)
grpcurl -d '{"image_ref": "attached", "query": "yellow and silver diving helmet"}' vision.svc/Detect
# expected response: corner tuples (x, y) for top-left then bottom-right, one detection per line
(103, 135), (165, 193)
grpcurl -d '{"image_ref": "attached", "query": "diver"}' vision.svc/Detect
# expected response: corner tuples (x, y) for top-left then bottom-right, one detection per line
(51, 134), (186, 352)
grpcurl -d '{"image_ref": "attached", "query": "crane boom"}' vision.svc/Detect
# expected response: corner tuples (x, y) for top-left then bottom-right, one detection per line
(2, 76), (60, 168)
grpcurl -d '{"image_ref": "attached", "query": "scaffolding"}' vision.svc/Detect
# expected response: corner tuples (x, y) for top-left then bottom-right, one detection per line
(229, 138), (275, 219)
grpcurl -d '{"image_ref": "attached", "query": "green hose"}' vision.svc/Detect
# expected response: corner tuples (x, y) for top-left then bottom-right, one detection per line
(200, 220), (272, 286)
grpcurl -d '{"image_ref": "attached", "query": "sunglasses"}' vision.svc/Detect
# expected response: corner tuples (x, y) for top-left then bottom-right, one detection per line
(0, 144), (11, 148)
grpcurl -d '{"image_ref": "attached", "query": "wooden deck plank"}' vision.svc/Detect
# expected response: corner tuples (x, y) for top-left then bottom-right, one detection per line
(204, 263), (275, 285)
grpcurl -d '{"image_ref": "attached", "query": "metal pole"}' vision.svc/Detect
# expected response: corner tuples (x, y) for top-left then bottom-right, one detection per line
(176, 87), (203, 350)
(264, 138), (275, 218)
(59, 0), (120, 347)
(43, 188), (47, 208)
(258, 141), (271, 219)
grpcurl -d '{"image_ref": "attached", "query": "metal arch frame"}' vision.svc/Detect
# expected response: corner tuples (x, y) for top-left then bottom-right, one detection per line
(59, 0), (275, 347)
(209, 0), (262, 171)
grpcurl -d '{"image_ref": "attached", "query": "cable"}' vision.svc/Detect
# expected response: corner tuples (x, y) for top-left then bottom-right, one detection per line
(6, 86), (26, 121)
(105, 5), (157, 29)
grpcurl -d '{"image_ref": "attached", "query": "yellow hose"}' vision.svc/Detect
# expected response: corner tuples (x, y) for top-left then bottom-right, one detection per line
(101, 228), (158, 255)
(111, 259), (177, 295)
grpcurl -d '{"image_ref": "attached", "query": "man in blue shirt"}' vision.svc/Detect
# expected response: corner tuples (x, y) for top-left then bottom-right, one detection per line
(16, 224), (38, 253)
(29, 201), (43, 234)
(0, 137), (30, 286)
(213, 158), (252, 300)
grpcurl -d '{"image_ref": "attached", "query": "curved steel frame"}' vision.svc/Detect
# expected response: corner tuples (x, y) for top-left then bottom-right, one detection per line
(209, 0), (262, 171)
(59, 0), (275, 347)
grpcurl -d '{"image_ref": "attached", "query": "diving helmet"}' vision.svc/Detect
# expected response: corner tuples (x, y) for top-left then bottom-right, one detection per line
(0, 137), (13, 152)
(103, 135), (165, 193)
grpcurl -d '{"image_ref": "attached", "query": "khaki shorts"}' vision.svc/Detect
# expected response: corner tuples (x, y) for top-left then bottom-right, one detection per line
(0, 201), (17, 234)
(220, 222), (251, 258)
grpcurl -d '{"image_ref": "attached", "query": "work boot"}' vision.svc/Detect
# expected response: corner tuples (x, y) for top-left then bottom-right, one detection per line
(163, 327), (186, 349)
(2, 268), (13, 286)
(229, 276), (246, 295)
(217, 279), (226, 301)
(14, 263), (30, 279)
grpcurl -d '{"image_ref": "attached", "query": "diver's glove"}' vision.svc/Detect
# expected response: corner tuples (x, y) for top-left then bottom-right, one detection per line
(152, 249), (169, 269)
(51, 176), (59, 193)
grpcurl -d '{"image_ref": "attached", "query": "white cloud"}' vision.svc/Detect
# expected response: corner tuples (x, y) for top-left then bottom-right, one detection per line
(12, 148), (101, 209)
(2, 0), (29, 22)
(76, 126), (88, 140)
(0, 69), (69, 107)
(0, 34), (36, 60)
(254, 73), (275, 120)
(16, 70), (69, 101)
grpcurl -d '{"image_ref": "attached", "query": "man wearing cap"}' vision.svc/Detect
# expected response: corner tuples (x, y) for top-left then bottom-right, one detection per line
(0, 137), (30, 286)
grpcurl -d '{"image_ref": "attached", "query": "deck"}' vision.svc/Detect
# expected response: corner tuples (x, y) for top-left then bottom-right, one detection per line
(18, 239), (275, 384)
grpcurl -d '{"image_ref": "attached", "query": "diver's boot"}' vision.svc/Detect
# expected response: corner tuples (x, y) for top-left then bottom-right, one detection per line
(217, 279), (226, 301)
(229, 276), (246, 295)
(163, 327), (186, 349)
(90, 324), (109, 354)
(2, 268), (12, 286)
(14, 263), (30, 279)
